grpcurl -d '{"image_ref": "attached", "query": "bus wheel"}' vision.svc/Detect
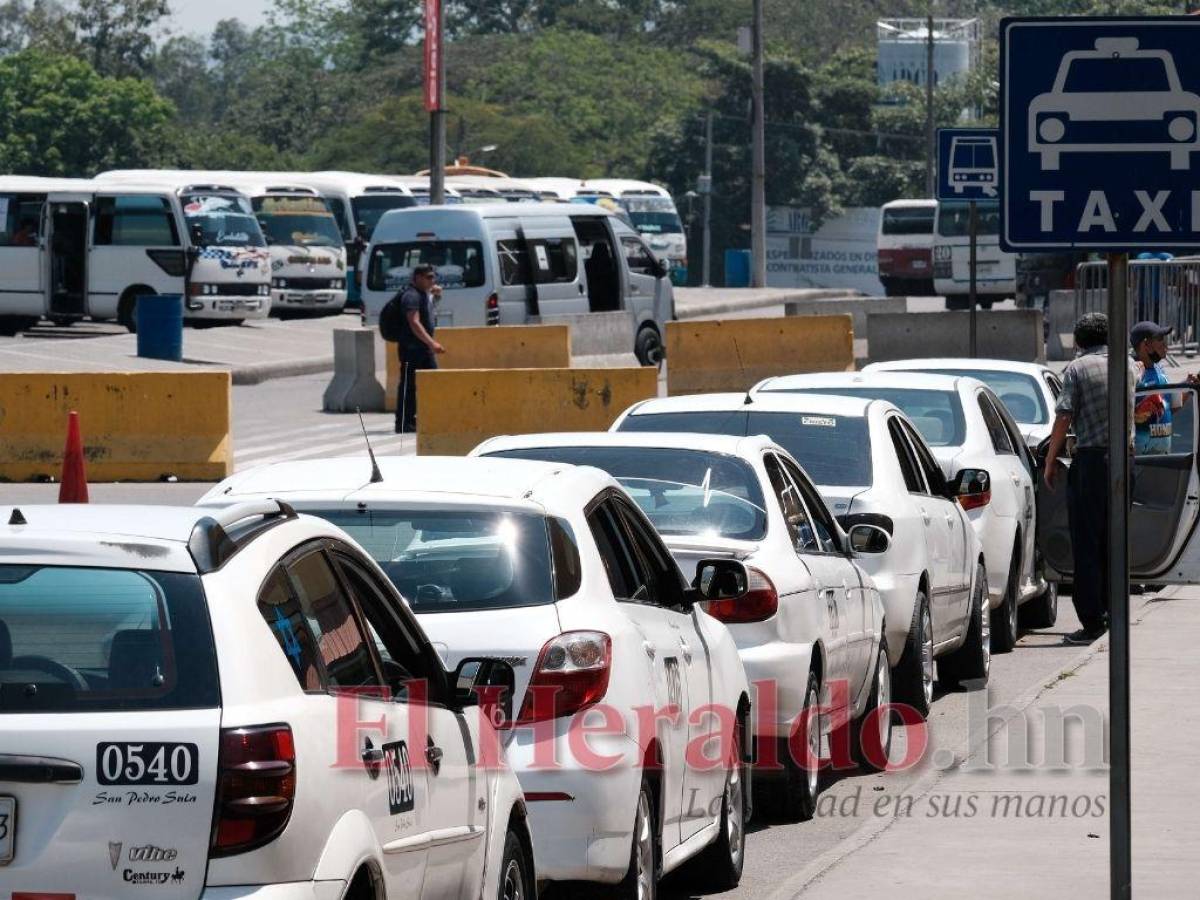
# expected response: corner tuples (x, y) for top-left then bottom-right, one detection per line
(945, 294), (969, 311)
(0, 316), (37, 336)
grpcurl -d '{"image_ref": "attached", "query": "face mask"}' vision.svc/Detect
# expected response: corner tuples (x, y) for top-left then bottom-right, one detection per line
(1147, 349), (1163, 364)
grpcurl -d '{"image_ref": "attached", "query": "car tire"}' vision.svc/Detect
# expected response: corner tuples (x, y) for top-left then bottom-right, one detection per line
(499, 826), (531, 900)
(978, 298), (994, 310)
(779, 670), (822, 823)
(689, 720), (746, 889)
(894, 592), (933, 717)
(990, 551), (1020, 653)
(851, 637), (893, 773)
(617, 776), (657, 900)
(939, 564), (990, 689)
(945, 294), (969, 311)
(635, 325), (664, 367)
(1022, 580), (1059, 629)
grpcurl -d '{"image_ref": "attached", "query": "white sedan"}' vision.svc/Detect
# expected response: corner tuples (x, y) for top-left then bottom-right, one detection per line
(611, 392), (990, 716)
(200, 456), (752, 899)
(472, 431), (892, 822)
(0, 501), (532, 900)
(863, 358), (1064, 450)
(752, 371), (1058, 650)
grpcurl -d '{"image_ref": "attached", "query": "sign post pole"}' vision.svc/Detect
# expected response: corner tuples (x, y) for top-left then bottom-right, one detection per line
(1106, 251), (1132, 900)
(969, 199), (978, 357)
(424, 0), (445, 206)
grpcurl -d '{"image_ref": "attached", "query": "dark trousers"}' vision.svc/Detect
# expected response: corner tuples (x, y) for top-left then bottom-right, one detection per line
(1067, 449), (1111, 632)
(396, 344), (437, 434)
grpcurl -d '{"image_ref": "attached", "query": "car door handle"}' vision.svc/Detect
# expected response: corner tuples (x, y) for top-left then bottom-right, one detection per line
(921, 509), (931, 524)
(425, 745), (444, 773)
(643, 640), (656, 660)
(678, 638), (693, 664)
(361, 739), (384, 767)
(945, 513), (954, 526)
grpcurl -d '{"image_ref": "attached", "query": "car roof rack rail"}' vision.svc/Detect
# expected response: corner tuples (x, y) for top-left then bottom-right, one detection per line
(188, 499), (297, 574)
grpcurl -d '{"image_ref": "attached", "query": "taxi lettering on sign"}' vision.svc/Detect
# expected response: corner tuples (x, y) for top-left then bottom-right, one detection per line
(1000, 16), (1200, 250)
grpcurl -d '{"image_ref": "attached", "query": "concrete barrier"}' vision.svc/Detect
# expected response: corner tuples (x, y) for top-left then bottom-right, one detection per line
(1046, 290), (1077, 361)
(534, 310), (635, 357)
(785, 296), (905, 335)
(384, 324), (570, 411)
(416, 367), (658, 455)
(324, 328), (385, 412)
(0, 371), (232, 482)
(665, 315), (855, 396)
(866, 310), (1046, 363)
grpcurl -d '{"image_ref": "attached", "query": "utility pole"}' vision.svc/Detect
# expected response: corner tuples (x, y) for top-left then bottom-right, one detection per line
(425, 0), (446, 205)
(750, 0), (766, 287)
(925, 7), (936, 198)
(702, 112), (713, 287)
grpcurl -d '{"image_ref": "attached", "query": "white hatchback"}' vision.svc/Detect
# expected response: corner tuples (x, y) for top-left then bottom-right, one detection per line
(200, 457), (752, 899)
(0, 502), (533, 900)
(472, 431), (893, 822)
(612, 392), (990, 717)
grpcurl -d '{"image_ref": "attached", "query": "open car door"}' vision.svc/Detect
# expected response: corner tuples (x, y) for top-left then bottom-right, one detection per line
(1037, 384), (1200, 583)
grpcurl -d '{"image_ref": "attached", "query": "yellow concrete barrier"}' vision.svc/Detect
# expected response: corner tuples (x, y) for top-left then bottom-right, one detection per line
(385, 325), (571, 411)
(0, 371), (232, 482)
(665, 314), (855, 395)
(416, 367), (658, 456)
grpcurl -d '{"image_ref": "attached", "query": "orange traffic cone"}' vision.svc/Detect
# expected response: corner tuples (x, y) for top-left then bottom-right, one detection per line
(59, 410), (89, 504)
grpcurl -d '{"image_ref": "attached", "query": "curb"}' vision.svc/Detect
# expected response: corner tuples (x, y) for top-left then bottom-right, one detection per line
(230, 357), (334, 385)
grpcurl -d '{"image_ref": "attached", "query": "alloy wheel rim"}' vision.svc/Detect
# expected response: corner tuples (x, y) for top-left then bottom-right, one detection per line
(920, 607), (934, 707)
(980, 580), (991, 676)
(727, 749), (744, 867)
(635, 791), (654, 900)
(877, 652), (892, 756)
(806, 685), (821, 796)
(502, 858), (523, 900)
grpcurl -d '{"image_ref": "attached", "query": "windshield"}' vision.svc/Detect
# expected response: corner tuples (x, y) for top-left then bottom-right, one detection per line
(182, 193), (266, 247)
(1064, 57), (1170, 93)
(882, 206), (934, 236)
(950, 140), (995, 170)
(351, 194), (417, 240)
(937, 201), (1000, 238)
(252, 195), (343, 247)
(368, 240), (485, 291)
(0, 566), (218, 713)
(617, 411), (872, 487)
(779, 387), (965, 447)
(488, 447), (768, 541)
(310, 509), (555, 613)
(900, 369), (1049, 425)
(627, 211), (683, 235)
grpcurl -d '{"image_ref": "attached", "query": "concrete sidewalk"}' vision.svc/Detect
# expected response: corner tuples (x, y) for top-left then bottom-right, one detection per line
(777, 587), (1200, 899)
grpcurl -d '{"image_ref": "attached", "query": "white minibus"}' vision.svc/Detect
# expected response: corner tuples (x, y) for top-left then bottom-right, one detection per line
(877, 198), (936, 296)
(584, 178), (687, 284)
(932, 199), (1016, 310)
(390, 176), (464, 205)
(0, 175), (270, 334)
(363, 202), (674, 364)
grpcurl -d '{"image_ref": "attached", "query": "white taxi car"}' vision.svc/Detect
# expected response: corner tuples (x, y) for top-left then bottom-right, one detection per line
(472, 432), (893, 822)
(612, 392), (990, 717)
(0, 502), (533, 900)
(753, 372), (1058, 649)
(200, 457), (752, 899)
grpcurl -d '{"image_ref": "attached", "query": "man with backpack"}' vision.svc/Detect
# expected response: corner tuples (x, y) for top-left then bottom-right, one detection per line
(379, 264), (445, 433)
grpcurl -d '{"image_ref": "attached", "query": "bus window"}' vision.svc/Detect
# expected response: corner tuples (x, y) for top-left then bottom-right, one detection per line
(0, 194), (43, 247)
(94, 196), (179, 247)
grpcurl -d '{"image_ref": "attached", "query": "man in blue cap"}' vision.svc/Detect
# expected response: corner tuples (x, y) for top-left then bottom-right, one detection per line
(1131, 320), (1195, 455)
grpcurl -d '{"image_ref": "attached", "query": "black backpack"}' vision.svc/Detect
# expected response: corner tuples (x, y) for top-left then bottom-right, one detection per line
(378, 290), (407, 342)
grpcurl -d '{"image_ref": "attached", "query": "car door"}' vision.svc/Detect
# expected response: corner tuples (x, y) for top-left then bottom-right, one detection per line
(904, 418), (973, 639)
(585, 496), (691, 854)
(329, 547), (484, 900)
(982, 389), (1039, 589)
(620, 233), (669, 323)
(1038, 384), (1200, 584)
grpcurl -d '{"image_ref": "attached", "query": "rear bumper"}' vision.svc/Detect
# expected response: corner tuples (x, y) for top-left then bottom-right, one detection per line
(201, 882), (344, 900)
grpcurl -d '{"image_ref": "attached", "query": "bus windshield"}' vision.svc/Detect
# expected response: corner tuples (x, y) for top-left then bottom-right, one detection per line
(181, 194), (266, 247)
(937, 201), (1000, 238)
(351, 194), (417, 241)
(253, 195), (343, 248)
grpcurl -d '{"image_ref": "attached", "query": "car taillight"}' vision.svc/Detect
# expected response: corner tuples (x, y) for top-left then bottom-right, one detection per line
(514, 631), (611, 725)
(486, 292), (500, 325)
(210, 724), (296, 857)
(704, 566), (779, 624)
(958, 489), (992, 511)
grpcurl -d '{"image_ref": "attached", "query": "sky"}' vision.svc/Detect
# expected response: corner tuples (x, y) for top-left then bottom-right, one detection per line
(169, 0), (273, 37)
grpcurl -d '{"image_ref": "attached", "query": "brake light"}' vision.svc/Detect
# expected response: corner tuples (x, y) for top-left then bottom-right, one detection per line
(210, 724), (296, 857)
(515, 631), (611, 725)
(704, 566), (779, 624)
(958, 489), (992, 511)
(485, 292), (500, 325)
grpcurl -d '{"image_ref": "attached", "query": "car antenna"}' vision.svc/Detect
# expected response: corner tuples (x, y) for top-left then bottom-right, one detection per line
(8, 508), (26, 525)
(356, 408), (384, 484)
(743, 390), (754, 405)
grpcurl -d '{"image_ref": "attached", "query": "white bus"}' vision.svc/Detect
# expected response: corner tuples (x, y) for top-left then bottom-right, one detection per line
(932, 199), (1016, 310)
(524, 177), (590, 200)
(584, 178), (687, 284)
(877, 198), (936, 296)
(0, 175), (270, 334)
(390, 176), (464, 205)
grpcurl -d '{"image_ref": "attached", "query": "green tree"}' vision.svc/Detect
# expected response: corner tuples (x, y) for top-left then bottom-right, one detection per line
(0, 49), (176, 175)
(73, 0), (172, 78)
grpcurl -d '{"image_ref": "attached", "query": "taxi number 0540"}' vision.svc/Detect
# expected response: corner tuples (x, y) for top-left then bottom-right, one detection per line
(97, 742), (199, 786)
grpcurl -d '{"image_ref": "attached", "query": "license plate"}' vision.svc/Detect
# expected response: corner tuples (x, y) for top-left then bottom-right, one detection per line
(0, 795), (15, 864)
(911, 260), (927, 270)
(217, 300), (240, 311)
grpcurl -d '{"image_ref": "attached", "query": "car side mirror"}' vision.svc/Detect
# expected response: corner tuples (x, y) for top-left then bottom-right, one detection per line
(189, 222), (205, 247)
(656, 258), (671, 279)
(692, 558), (749, 601)
(450, 657), (515, 727)
(949, 467), (991, 510)
(848, 523), (891, 555)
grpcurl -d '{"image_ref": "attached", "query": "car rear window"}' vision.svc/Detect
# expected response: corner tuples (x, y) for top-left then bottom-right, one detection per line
(310, 509), (558, 612)
(617, 410), (872, 487)
(915, 369), (1048, 425)
(0, 566), (218, 713)
(882, 207), (934, 236)
(368, 240), (485, 291)
(775, 387), (967, 447)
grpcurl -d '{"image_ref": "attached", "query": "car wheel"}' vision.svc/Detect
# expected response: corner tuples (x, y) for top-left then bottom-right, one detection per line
(1022, 580), (1059, 629)
(617, 776), (657, 900)
(990, 551), (1020, 653)
(852, 638), (893, 773)
(689, 720), (745, 888)
(939, 564), (991, 688)
(978, 299), (994, 310)
(635, 325), (664, 367)
(780, 670), (822, 823)
(894, 592), (933, 717)
(499, 827), (531, 900)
